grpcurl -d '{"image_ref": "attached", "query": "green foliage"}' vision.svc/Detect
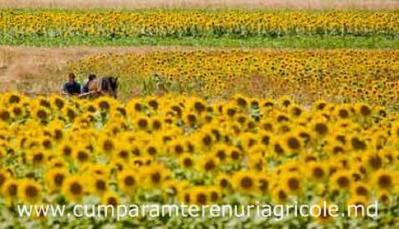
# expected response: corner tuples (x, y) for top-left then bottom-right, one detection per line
(1, 34), (398, 48)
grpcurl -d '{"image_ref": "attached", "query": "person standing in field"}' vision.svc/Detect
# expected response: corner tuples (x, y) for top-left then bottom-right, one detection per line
(61, 73), (81, 96)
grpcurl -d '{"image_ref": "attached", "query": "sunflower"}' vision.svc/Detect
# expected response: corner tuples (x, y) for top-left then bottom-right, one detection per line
(311, 120), (329, 138)
(135, 116), (150, 131)
(372, 170), (394, 191)
(90, 176), (108, 196)
(18, 179), (41, 204)
(224, 104), (238, 119)
(99, 191), (120, 207)
(45, 168), (68, 193)
(207, 186), (221, 203)
(197, 131), (215, 149)
(330, 170), (352, 191)
(191, 98), (207, 114)
(232, 171), (257, 195)
(0, 109), (11, 122)
(9, 105), (25, 119)
(168, 139), (186, 156)
(271, 186), (289, 204)
(349, 135), (367, 151)
(306, 161), (327, 182)
(85, 164), (110, 178)
(236, 114), (247, 126)
(73, 148), (91, 164)
(147, 97), (159, 111)
(282, 133), (302, 153)
(40, 136), (54, 150)
(260, 121), (274, 133)
(26, 149), (47, 166)
(275, 113), (290, 124)
(50, 127), (64, 142)
(295, 127), (314, 145)
(289, 105), (303, 118)
(130, 144), (142, 158)
(113, 146), (131, 162)
(215, 173), (231, 192)
(212, 144), (228, 162)
(248, 153), (265, 171)
(0, 169), (11, 189)
(381, 150), (395, 165)
(33, 107), (49, 122)
(376, 190), (392, 206)
(228, 147), (242, 162)
(126, 99), (145, 114)
(4, 92), (22, 105)
(354, 103), (372, 117)
(180, 189), (192, 205)
(58, 142), (74, 158)
(179, 153), (194, 169)
(313, 100), (328, 112)
(162, 179), (180, 198)
(144, 142), (160, 157)
(351, 182), (369, 198)
(239, 133), (258, 151)
(197, 154), (219, 173)
(233, 94), (249, 109)
(191, 187), (209, 206)
(259, 130), (272, 146)
(184, 111), (198, 127)
(183, 139), (197, 153)
(271, 139), (286, 157)
(324, 139), (346, 155)
(96, 97), (117, 112)
(281, 172), (302, 195)
(362, 152), (383, 172)
(117, 169), (138, 195)
(99, 136), (116, 155)
(63, 106), (77, 122)
(279, 96), (293, 108)
(62, 176), (86, 202)
(256, 174), (270, 194)
(143, 164), (170, 188)
(2, 179), (19, 206)
(50, 95), (66, 110)
(334, 104), (351, 119)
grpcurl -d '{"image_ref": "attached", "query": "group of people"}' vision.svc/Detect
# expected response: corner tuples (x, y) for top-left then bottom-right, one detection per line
(61, 73), (97, 96)
(61, 73), (119, 98)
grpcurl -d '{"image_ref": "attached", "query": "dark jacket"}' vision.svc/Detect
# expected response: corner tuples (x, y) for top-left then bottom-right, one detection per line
(63, 82), (81, 95)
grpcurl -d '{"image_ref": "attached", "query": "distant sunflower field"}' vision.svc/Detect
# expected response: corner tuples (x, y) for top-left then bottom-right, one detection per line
(1, 10), (398, 39)
(0, 93), (398, 227)
(68, 49), (399, 105)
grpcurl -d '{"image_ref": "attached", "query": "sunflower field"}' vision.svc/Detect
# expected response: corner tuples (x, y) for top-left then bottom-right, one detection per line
(68, 49), (399, 104)
(0, 93), (398, 227)
(1, 3), (399, 228)
(1, 10), (398, 39)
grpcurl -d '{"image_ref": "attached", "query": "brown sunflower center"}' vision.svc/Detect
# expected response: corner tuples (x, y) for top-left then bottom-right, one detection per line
(70, 182), (83, 195)
(240, 176), (253, 189)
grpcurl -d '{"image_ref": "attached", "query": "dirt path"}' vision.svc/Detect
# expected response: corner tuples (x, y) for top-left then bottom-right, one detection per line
(0, 46), (210, 93)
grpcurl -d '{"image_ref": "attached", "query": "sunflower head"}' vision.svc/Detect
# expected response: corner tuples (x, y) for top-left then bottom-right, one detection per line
(18, 179), (41, 204)
(232, 171), (257, 195)
(62, 176), (87, 203)
(45, 168), (68, 193)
